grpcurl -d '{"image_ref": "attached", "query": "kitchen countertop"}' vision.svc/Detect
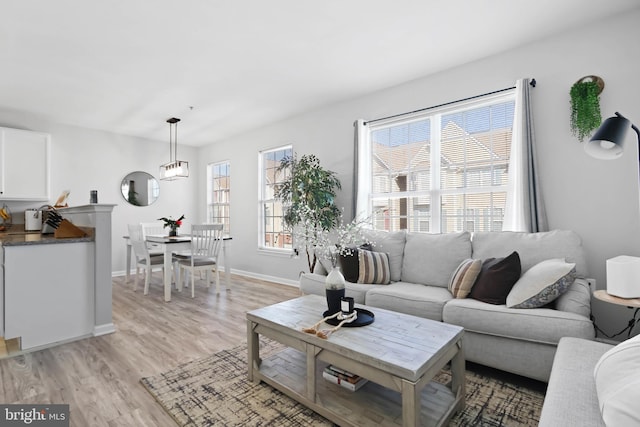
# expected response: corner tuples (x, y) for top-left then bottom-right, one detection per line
(0, 224), (94, 246)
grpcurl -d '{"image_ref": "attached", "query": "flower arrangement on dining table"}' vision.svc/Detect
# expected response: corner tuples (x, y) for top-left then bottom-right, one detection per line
(158, 214), (185, 236)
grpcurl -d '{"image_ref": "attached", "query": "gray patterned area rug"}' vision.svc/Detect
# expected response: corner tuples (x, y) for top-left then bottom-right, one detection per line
(141, 340), (544, 426)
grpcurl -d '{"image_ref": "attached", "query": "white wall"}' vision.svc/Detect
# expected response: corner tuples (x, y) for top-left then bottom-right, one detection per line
(0, 8), (638, 337)
(197, 9), (640, 337)
(0, 110), (198, 276)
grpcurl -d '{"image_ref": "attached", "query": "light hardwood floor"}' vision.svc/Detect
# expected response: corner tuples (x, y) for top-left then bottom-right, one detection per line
(0, 273), (301, 427)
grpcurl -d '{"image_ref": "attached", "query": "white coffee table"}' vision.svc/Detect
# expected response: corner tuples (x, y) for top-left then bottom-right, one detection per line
(247, 294), (465, 427)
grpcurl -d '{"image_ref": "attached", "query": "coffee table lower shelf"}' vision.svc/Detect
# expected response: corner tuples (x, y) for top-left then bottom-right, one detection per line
(255, 347), (459, 427)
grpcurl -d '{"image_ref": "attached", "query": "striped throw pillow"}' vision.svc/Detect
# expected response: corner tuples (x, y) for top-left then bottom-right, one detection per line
(357, 249), (390, 285)
(448, 259), (482, 298)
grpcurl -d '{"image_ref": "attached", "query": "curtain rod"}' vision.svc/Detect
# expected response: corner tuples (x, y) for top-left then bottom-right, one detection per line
(364, 78), (536, 125)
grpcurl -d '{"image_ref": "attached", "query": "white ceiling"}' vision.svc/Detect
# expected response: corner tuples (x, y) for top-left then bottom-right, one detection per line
(1, 1), (638, 147)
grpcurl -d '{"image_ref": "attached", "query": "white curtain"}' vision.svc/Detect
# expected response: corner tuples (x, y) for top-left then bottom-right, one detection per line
(503, 78), (548, 232)
(352, 119), (370, 222)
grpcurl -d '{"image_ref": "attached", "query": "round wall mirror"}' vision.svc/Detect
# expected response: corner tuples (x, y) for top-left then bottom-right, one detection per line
(121, 171), (160, 206)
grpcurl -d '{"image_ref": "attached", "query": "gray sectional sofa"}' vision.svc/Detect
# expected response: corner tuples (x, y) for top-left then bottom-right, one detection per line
(540, 333), (640, 426)
(539, 337), (609, 426)
(299, 229), (595, 382)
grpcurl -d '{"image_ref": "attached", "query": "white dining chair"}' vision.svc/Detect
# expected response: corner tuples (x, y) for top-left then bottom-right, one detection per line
(176, 224), (224, 298)
(128, 223), (166, 295)
(140, 222), (166, 254)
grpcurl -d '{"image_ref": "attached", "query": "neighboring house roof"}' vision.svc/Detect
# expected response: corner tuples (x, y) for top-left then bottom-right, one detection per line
(372, 121), (511, 175)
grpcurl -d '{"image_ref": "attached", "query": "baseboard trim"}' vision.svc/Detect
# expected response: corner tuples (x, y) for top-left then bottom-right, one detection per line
(229, 268), (299, 288)
(112, 268), (299, 288)
(94, 323), (117, 336)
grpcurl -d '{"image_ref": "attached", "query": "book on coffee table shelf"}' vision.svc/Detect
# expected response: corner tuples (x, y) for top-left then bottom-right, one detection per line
(322, 365), (368, 392)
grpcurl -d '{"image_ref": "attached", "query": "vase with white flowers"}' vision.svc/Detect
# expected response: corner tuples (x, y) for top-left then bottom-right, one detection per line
(292, 209), (373, 314)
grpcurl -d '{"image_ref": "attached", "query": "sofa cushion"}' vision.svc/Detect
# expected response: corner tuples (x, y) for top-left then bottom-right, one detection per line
(471, 230), (587, 277)
(357, 249), (390, 284)
(401, 231), (472, 288)
(448, 259), (482, 298)
(365, 282), (452, 321)
(443, 298), (595, 344)
(593, 334), (640, 426)
(299, 272), (387, 304)
(469, 251), (521, 305)
(554, 278), (592, 318)
(363, 229), (406, 282)
(507, 259), (576, 309)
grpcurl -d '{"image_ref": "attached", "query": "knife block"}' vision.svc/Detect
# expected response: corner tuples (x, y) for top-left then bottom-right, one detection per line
(54, 219), (88, 238)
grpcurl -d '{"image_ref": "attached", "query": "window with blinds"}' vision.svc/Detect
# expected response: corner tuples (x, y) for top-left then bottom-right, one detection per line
(368, 92), (515, 233)
(207, 161), (231, 233)
(259, 145), (292, 250)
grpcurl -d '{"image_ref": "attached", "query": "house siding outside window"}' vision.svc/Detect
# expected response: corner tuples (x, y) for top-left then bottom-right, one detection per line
(207, 161), (231, 233)
(366, 92), (515, 233)
(258, 145), (292, 250)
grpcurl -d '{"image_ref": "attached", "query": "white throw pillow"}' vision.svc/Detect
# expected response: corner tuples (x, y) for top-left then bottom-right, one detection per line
(593, 334), (640, 426)
(506, 258), (575, 308)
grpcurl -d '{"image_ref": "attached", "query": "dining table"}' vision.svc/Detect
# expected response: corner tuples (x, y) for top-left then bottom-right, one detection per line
(124, 234), (232, 302)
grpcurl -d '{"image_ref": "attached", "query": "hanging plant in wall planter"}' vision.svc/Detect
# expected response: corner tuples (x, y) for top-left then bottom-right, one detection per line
(570, 75), (604, 142)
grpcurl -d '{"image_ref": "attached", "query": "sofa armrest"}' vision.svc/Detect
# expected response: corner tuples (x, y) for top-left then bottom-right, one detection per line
(313, 261), (328, 276)
(554, 277), (592, 318)
(299, 272), (327, 297)
(539, 337), (609, 426)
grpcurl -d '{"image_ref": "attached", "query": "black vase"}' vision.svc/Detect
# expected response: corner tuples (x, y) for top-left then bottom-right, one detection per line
(169, 229), (177, 237)
(325, 288), (345, 316)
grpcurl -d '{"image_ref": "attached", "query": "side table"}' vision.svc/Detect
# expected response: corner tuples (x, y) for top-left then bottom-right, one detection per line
(593, 290), (640, 338)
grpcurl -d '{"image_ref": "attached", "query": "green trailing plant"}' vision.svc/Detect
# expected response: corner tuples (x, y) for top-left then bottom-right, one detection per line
(570, 80), (602, 142)
(274, 153), (342, 272)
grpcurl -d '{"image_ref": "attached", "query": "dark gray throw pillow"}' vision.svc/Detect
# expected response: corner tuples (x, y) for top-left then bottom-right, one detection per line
(469, 251), (522, 305)
(338, 243), (372, 283)
(339, 248), (359, 283)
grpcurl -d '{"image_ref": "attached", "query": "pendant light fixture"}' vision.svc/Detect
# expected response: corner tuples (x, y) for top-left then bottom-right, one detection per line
(160, 117), (189, 180)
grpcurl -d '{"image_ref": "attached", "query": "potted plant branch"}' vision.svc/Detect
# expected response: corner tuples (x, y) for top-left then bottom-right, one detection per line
(570, 76), (604, 142)
(274, 153), (341, 272)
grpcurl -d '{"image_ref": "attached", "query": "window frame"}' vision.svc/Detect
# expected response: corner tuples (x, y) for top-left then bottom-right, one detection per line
(206, 160), (231, 234)
(257, 144), (293, 253)
(363, 90), (515, 234)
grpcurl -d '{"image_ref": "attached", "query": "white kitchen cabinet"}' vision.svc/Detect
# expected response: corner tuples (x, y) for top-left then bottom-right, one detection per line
(0, 127), (51, 200)
(3, 242), (95, 350)
(0, 205), (114, 354)
(0, 247), (3, 336)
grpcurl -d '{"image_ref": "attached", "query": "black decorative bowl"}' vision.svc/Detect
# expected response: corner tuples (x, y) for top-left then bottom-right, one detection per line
(322, 309), (375, 327)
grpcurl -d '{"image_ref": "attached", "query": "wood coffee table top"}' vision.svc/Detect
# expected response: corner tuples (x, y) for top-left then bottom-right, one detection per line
(247, 294), (464, 383)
